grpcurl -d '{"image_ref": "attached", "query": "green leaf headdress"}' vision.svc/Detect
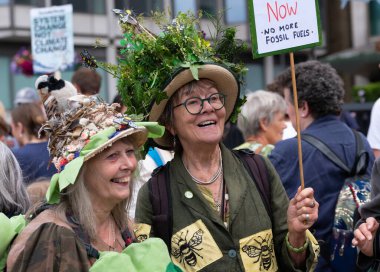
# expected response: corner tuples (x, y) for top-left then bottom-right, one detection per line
(82, 10), (247, 150)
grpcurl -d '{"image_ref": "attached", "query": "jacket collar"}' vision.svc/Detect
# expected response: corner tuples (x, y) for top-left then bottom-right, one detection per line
(170, 144), (248, 228)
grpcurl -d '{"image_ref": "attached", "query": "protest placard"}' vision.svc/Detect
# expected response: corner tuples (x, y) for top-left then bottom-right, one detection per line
(30, 4), (74, 74)
(248, 0), (322, 58)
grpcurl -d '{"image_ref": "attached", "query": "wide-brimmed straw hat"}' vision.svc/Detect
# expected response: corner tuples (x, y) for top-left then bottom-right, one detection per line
(81, 11), (246, 151)
(149, 64), (240, 149)
(35, 75), (164, 204)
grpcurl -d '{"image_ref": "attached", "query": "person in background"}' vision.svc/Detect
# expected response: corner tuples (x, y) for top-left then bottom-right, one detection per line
(267, 79), (297, 140)
(352, 157), (380, 271)
(10, 103), (56, 184)
(128, 146), (173, 219)
(13, 87), (41, 107)
(113, 94), (128, 114)
(269, 60), (375, 271)
(0, 115), (10, 143)
(71, 67), (101, 96)
(235, 90), (287, 156)
(0, 101), (6, 119)
(26, 177), (50, 205)
(367, 96), (380, 158)
(0, 141), (30, 218)
(222, 121), (244, 149)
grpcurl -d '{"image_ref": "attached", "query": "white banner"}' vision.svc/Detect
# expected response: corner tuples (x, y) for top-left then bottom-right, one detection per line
(251, 0), (320, 55)
(30, 4), (74, 74)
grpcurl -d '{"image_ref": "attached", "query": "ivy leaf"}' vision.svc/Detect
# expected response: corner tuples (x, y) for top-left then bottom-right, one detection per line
(190, 65), (200, 80)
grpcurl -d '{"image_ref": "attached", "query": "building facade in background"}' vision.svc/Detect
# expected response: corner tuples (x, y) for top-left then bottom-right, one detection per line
(0, 0), (379, 112)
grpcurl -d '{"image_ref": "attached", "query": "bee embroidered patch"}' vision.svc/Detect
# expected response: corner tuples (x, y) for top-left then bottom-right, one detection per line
(133, 223), (151, 243)
(240, 229), (278, 271)
(171, 220), (222, 271)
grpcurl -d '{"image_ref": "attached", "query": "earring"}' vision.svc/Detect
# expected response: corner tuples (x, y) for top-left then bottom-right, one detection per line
(173, 135), (177, 148)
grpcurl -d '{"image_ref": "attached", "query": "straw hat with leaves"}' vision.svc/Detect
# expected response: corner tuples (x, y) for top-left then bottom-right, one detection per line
(81, 11), (247, 150)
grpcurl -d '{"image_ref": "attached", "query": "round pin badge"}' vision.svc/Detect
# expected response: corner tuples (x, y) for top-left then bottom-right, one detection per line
(184, 191), (193, 199)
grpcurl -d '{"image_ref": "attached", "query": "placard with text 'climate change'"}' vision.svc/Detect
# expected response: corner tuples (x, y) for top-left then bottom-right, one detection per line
(248, 0), (322, 58)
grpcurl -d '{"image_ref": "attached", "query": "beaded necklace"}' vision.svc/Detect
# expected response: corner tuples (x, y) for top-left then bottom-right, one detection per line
(184, 149), (222, 185)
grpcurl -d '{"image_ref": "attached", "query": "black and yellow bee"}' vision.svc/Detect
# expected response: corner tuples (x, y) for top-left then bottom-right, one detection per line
(80, 49), (98, 70)
(172, 229), (204, 267)
(136, 234), (148, 243)
(242, 233), (275, 271)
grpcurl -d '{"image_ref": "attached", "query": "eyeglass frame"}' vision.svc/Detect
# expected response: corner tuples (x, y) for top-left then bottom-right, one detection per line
(172, 93), (226, 115)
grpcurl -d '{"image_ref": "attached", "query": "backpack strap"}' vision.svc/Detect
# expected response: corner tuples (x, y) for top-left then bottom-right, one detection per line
(301, 134), (351, 174)
(352, 130), (369, 176)
(301, 130), (369, 176)
(148, 147), (164, 167)
(148, 150), (272, 250)
(67, 215), (100, 259)
(121, 228), (134, 247)
(148, 162), (172, 252)
(232, 149), (272, 222)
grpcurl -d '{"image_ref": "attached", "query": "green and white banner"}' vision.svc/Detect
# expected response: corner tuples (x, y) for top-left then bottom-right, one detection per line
(248, 0), (322, 58)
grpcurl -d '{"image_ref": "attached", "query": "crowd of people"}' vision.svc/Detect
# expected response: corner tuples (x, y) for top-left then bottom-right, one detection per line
(0, 11), (380, 272)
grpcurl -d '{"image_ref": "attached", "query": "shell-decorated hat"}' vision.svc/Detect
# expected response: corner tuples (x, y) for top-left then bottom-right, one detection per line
(35, 75), (164, 204)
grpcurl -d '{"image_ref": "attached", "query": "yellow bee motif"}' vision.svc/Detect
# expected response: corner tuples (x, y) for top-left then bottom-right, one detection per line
(242, 233), (275, 271)
(172, 229), (204, 267)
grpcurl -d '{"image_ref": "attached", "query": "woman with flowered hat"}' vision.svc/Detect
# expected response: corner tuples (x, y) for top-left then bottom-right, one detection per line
(5, 75), (179, 271)
(98, 11), (320, 271)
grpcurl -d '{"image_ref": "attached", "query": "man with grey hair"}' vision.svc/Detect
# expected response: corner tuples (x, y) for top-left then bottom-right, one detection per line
(269, 60), (375, 272)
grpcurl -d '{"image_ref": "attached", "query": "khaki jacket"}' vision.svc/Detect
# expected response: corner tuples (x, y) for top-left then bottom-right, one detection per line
(135, 145), (319, 271)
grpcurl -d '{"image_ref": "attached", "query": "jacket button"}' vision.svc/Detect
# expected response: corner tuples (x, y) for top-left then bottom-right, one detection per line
(228, 249), (237, 258)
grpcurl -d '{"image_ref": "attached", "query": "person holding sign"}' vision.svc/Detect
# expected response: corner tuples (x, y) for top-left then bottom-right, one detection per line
(269, 60), (375, 271)
(105, 12), (322, 271)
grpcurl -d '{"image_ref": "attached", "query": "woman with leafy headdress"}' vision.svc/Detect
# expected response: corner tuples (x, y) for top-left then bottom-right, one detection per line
(101, 11), (320, 271)
(4, 75), (179, 271)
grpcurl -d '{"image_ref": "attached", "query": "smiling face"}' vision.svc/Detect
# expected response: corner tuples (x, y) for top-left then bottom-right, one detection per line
(83, 139), (137, 207)
(168, 80), (226, 150)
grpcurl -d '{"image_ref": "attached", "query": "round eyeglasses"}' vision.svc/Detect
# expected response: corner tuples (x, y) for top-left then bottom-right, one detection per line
(173, 93), (226, 115)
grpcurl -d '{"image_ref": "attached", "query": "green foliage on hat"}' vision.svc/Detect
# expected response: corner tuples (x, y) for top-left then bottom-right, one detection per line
(82, 10), (247, 121)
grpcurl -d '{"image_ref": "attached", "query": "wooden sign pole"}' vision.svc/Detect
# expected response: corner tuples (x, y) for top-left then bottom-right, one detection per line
(289, 52), (305, 189)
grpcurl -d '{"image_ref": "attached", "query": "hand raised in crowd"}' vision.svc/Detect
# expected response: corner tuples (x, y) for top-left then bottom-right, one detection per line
(287, 186), (319, 234)
(352, 217), (380, 257)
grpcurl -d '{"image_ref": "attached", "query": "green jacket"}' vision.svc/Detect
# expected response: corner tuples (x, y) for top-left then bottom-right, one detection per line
(135, 145), (318, 271)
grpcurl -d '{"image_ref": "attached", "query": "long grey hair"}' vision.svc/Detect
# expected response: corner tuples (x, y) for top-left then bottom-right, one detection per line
(0, 141), (30, 216)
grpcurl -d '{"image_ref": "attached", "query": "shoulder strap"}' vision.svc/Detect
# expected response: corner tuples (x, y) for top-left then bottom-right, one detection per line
(67, 215), (100, 259)
(302, 130), (369, 176)
(301, 134), (351, 173)
(352, 130), (369, 176)
(148, 162), (172, 252)
(121, 228), (134, 247)
(148, 147), (164, 167)
(232, 149), (272, 221)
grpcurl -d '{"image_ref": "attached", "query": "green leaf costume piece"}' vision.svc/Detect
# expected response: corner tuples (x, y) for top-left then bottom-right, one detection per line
(89, 238), (182, 272)
(0, 213), (26, 271)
